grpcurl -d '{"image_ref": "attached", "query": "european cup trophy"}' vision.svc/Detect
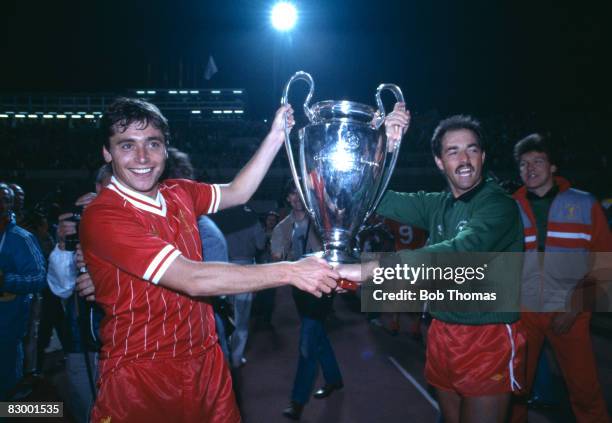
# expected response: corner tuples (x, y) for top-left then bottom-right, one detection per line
(281, 71), (404, 273)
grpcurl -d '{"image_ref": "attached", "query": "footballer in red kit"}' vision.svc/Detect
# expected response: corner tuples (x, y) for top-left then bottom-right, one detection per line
(80, 98), (339, 422)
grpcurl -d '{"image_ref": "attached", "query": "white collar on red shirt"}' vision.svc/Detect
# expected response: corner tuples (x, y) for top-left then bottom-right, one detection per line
(107, 176), (167, 217)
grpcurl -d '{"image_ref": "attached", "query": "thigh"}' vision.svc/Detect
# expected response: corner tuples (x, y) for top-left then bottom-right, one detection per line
(190, 345), (240, 423)
(462, 393), (511, 423)
(437, 388), (460, 423)
(547, 313), (598, 385)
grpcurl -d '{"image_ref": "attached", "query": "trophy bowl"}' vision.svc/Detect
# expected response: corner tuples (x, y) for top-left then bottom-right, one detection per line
(282, 71), (404, 264)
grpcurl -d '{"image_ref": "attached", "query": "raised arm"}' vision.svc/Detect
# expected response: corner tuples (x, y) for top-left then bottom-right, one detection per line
(219, 105), (295, 210)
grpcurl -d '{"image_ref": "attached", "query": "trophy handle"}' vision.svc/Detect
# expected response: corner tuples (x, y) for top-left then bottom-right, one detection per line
(281, 71), (316, 216)
(364, 84), (405, 222)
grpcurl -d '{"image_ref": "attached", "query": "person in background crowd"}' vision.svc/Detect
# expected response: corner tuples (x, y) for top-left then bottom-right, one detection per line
(164, 147), (233, 360)
(19, 209), (55, 386)
(212, 204), (266, 368)
(274, 181), (343, 421)
(253, 210), (281, 330)
(383, 218), (428, 338)
(0, 182), (47, 400)
(510, 134), (612, 423)
(46, 164), (112, 423)
(9, 183), (26, 226)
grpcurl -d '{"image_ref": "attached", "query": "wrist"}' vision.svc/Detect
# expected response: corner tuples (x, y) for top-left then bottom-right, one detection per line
(266, 129), (285, 145)
(274, 262), (293, 285)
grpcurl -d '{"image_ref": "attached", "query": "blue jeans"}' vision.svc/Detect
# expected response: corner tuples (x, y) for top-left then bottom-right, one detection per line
(229, 292), (253, 367)
(214, 312), (230, 360)
(0, 339), (23, 401)
(291, 317), (342, 405)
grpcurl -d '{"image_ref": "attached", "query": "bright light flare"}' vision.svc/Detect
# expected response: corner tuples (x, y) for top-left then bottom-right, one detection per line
(271, 2), (297, 32)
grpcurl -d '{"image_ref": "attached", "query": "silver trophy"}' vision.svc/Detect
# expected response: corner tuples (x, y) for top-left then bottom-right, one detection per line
(281, 71), (404, 264)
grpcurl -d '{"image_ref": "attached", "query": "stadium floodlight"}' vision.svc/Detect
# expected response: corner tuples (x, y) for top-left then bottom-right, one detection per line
(57, 114), (67, 119)
(212, 110), (222, 114)
(0, 114), (9, 118)
(27, 114), (38, 118)
(191, 110), (201, 114)
(15, 114), (26, 118)
(136, 90), (145, 95)
(147, 90), (156, 95)
(169, 90), (178, 94)
(179, 90), (188, 94)
(84, 114), (95, 119)
(271, 2), (297, 32)
(190, 90), (199, 94)
(43, 114), (54, 119)
(233, 90), (243, 94)
(71, 115), (82, 119)
(234, 110), (244, 114)
(223, 110), (233, 114)
(211, 90), (221, 94)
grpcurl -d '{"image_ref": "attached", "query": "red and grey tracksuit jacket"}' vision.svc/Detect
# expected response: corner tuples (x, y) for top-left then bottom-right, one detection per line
(513, 177), (612, 311)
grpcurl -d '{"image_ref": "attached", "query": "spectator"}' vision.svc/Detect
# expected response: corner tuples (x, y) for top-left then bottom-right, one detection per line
(274, 181), (343, 421)
(0, 182), (47, 400)
(510, 134), (612, 423)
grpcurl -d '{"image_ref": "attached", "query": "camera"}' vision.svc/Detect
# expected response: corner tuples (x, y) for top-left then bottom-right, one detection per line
(64, 206), (83, 252)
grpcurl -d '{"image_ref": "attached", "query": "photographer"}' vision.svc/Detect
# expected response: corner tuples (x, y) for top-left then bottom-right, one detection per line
(46, 164), (111, 422)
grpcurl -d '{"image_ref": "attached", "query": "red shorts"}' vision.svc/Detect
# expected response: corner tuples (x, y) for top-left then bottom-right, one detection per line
(425, 319), (526, 397)
(91, 344), (240, 423)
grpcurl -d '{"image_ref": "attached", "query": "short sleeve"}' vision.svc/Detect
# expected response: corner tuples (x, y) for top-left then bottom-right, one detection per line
(80, 203), (182, 284)
(167, 179), (222, 216)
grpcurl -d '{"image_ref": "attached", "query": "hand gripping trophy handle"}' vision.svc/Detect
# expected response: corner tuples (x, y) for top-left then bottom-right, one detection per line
(281, 71), (316, 217)
(364, 84), (405, 222)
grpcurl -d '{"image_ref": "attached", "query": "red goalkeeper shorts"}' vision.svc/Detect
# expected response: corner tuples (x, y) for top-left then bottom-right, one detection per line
(425, 319), (526, 396)
(91, 344), (240, 423)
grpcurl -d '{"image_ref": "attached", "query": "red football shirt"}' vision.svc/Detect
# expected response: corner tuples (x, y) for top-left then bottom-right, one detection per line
(81, 176), (222, 380)
(384, 218), (428, 251)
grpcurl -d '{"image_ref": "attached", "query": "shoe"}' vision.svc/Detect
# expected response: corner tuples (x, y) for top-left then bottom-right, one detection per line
(313, 382), (344, 399)
(282, 402), (303, 420)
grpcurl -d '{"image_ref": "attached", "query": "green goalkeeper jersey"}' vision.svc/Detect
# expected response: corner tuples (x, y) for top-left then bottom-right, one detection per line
(376, 178), (523, 325)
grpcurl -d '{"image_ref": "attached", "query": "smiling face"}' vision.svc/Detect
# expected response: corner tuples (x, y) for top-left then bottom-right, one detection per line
(434, 128), (486, 198)
(102, 121), (167, 198)
(519, 150), (556, 196)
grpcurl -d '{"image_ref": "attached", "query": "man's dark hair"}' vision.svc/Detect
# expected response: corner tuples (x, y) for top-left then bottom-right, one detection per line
(100, 98), (170, 149)
(165, 147), (195, 180)
(431, 115), (484, 158)
(513, 133), (555, 164)
(282, 178), (299, 202)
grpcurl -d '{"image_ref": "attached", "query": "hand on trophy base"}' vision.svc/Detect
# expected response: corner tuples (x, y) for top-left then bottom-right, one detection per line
(337, 278), (359, 292)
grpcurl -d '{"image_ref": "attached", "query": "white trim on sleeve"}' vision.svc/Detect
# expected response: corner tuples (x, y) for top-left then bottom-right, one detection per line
(151, 250), (182, 284)
(207, 184), (222, 214)
(143, 245), (176, 281)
